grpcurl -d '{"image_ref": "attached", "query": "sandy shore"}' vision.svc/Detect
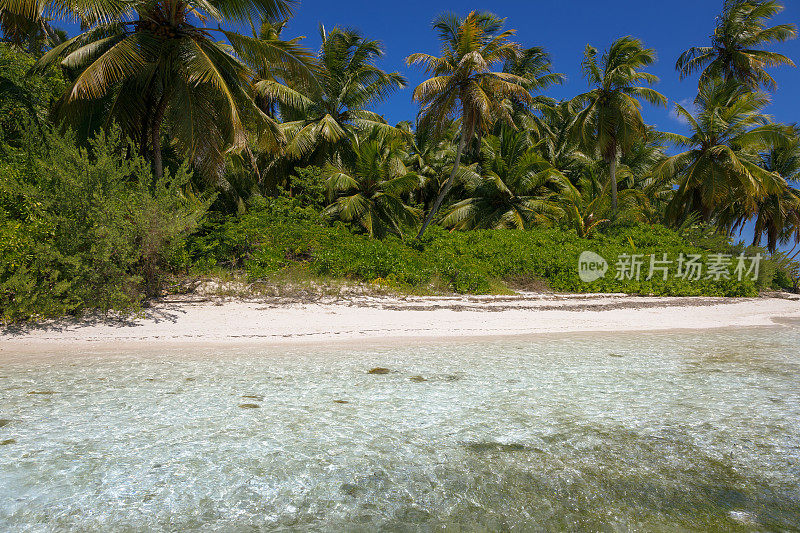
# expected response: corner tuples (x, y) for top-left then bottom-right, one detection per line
(2, 292), (799, 353)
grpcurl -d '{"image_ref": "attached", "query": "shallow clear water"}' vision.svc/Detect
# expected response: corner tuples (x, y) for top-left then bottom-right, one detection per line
(2, 326), (800, 531)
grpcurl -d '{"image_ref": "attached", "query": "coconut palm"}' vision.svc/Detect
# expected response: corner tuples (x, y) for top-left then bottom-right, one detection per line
(33, 0), (295, 180)
(676, 0), (796, 91)
(570, 36), (666, 218)
(322, 128), (420, 238)
(558, 159), (656, 238)
(654, 78), (791, 229)
(745, 186), (800, 252)
(0, 0), (81, 50)
(501, 45), (564, 135)
(399, 119), (458, 210)
(230, 16), (318, 121)
(406, 11), (531, 239)
(616, 130), (674, 218)
(503, 46), (564, 94)
(534, 101), (592, 182)
(558, 166), (611, 238)
(441, 128), (567, 230)
(0, 8), (67, 53)
(223, 16), (318, 184)
(731, 132), (800, 251)
(262, 26), (405, 165)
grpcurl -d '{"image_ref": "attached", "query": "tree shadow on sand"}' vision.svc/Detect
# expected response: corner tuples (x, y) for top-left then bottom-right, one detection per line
(0, 301), (188, 336)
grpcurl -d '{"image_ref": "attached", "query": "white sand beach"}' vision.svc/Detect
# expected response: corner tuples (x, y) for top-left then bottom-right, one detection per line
(2, 293), (799, 352)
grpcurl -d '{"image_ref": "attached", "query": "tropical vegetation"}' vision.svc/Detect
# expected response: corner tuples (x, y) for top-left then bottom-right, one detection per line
(1, 0), (799, 321)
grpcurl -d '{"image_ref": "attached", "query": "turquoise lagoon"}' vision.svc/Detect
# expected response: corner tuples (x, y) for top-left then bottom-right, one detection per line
(1, 326), (800, 531)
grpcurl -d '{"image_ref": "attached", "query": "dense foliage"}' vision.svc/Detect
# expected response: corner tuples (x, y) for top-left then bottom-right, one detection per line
(189, 198), (766, 297)
(1, 0), (799, 322)
(0, 128), (211, 321)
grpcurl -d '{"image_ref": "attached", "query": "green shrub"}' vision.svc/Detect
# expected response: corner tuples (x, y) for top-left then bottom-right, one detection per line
(190, 201), (767, 297)
(0, 127), (212, 322)
(0, 43), (65, 146)
(279, 166), (327, 210)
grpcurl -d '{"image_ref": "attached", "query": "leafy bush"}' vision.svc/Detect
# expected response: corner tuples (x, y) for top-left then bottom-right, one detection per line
(0, 127), (212, 322)
(190, 202), (768, 297)
(280, 166), (327, 210)
(0, 43), (65, 146)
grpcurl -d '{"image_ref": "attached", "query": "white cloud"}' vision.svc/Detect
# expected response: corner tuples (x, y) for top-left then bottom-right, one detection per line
(669, 98), (695, 125)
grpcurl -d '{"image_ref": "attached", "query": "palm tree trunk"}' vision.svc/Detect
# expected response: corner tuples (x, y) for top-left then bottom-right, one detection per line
(40, 21), (60, 48)
(140, 112), (151, 159)
(416, 121), (469, 239)
(609, 156), (618, 219)
(245, 144), (262, 183)
(151, 96), (168, 181)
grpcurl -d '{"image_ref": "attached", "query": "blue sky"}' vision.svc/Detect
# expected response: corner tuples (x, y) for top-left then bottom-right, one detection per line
(280, 0), (798, 137)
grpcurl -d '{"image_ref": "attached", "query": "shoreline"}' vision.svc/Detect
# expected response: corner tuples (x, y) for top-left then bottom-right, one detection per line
(2, 293), (799, 354)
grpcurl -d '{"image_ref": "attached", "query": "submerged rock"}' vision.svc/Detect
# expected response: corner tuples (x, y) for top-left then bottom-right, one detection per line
(340, 482), (360, 496)
(241, 395), (264, 401)
(465, 441), (533, 453)
(0, 439), (15, 445)
(238, 403), (260, 409)
(0, 419), (10, 427)
(27, 391), (56, 395)
(395, 506), (431, 523)
(409, 375), (427, 382)
(367, 367), (390, 375)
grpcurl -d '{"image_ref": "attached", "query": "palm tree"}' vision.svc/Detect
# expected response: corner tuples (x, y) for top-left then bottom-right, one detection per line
(225, 16), (318, 184)
(231, 16), (318, 122)
(732, 132), (800, 251)
(441, 128), (567, 230)
(676, 0), (796, 91)
(262, 26), (406, 165)
(33, 0), (296, 180)
(558, 167), (610, 238)
(400, 119), (457, 210)
(535, 101), (592, 182)
(0, 0), (76, 50)
(503, 46), (564, 94)
(746, 186), (800, 252)
(322, 128), (420, 238)
(406, 11), (531, 239)
(654, 78), (791, 228)
(502, 45), (564, 135)
(571, 36), (667, 217)
(559, 160), (656, 238)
